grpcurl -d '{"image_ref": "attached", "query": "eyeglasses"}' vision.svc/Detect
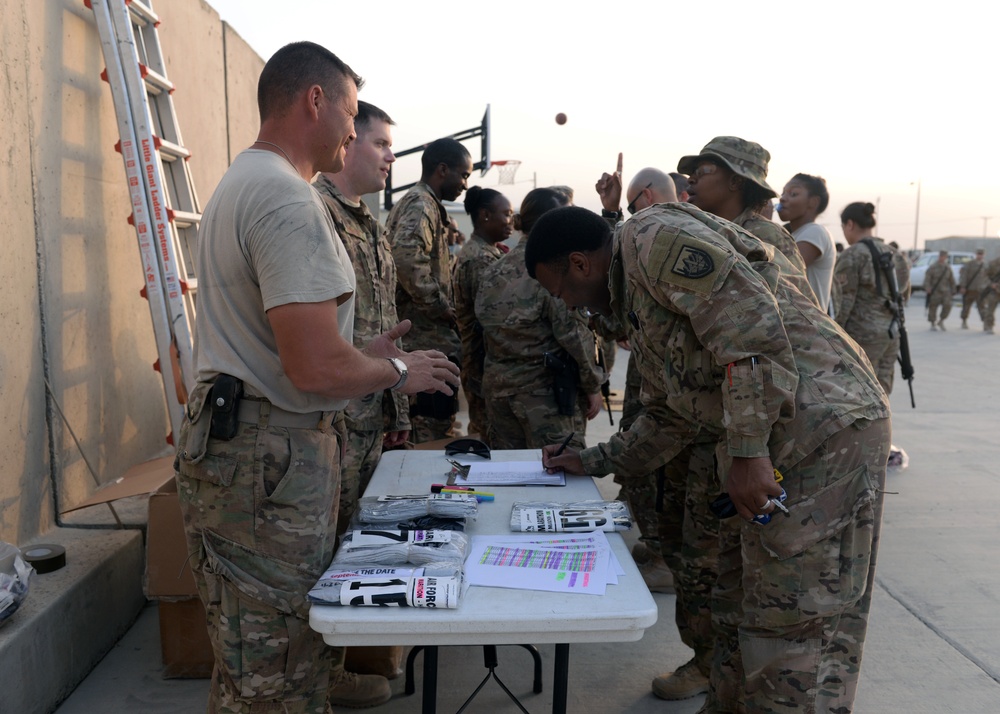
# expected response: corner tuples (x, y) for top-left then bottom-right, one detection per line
(626, 183), (652, 215)
(690, 164), (719, 179)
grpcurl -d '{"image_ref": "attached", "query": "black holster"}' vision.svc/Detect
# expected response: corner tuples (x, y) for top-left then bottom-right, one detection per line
(208, 374), (243, 440)
(543, 350), (580, 417)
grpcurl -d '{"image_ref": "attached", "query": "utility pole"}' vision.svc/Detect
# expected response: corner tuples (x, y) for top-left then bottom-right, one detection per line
(981, 216), (993, 237)
(911, 180), (921, 252)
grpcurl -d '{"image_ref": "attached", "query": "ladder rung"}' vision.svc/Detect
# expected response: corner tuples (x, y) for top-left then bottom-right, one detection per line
(154, 136), (190, 161)
(169, 209), (201, 227)
(139, 64), (173, 94)
(181, 278), (198, 294)
(126, 0), (160, 27)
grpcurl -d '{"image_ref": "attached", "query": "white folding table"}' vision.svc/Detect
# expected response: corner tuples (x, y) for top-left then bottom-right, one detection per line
(309, 449), (658, 713)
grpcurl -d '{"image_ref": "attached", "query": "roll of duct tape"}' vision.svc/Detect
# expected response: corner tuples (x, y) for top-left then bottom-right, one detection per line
(21, 544), (66, 574)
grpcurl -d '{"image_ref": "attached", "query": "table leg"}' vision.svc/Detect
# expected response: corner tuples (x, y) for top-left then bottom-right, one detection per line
(421, 645), (438, 714)
(552, 643), (570, 714)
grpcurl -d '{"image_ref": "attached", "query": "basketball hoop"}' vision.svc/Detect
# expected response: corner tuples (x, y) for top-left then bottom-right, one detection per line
(491, 160), (521, 185)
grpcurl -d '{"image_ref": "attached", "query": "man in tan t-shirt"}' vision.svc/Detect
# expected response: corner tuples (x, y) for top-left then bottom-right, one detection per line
(174, 42), (458, 714)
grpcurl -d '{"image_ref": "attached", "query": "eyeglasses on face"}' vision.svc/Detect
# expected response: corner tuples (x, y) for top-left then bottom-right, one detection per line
(627, 182), (653, 215)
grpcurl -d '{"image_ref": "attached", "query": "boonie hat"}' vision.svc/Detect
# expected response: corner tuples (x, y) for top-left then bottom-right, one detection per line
(677, 136), (777, 198)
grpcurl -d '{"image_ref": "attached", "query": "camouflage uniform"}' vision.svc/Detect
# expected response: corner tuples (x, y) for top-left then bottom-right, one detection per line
(578, 203), (890, 714)
(834, 237), (911, 394)
(385, 182), (461, 441)
(175, 150), (358, 714)
(980, 257), (1000, 332)
(452, 233), (506, 440)
(177, 390), (342, 714)
(958, 256), (992, 328)
(733, 208), (814, 303)
(923, 260), (955, 327)
(476, 238), (604, 450)
(313, 176), (410, 530)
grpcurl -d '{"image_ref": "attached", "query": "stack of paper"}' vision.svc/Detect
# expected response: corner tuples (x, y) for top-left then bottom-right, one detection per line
(464, 532), (623, 596)
(452, 461), (566, 487)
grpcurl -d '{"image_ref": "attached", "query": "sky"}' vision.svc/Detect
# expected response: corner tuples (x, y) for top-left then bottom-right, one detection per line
(207, 0), (1000, 250)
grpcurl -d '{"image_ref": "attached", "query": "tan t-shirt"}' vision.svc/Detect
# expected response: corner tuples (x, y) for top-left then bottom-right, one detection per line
(194, 149), (356, 412)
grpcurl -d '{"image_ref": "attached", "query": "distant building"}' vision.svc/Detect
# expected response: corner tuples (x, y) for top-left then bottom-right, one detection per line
(924, 236), (1000, 261)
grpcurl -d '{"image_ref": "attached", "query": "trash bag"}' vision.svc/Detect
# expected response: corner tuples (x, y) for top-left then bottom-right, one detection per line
(0, 542), (32, 628)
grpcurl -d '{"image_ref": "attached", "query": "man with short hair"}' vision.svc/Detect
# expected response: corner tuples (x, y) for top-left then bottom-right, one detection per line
(959, 248), (990, 329)
(528, 204), (890, 714)
(175, 43), (459, 714)
(312, 100), (409, 707)
(386, 137), (472, 441)
(924, 250), (956, 331)
(611, 168), (724, 700)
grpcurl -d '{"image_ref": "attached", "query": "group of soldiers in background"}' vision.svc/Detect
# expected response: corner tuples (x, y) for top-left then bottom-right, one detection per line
(924, 248), (1000, 334)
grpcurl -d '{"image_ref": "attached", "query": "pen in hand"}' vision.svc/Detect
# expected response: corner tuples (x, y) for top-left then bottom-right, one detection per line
(554, 432), (575, 457)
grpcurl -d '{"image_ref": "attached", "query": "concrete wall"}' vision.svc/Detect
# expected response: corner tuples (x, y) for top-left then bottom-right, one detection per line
(925, 237), (1000, 262)
(0, 0), (263, 545)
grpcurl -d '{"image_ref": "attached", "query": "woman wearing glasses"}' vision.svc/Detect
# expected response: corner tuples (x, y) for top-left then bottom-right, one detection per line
(678, 136), (814, 300)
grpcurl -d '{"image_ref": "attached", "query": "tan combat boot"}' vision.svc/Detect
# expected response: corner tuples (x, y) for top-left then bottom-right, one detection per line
(329, 665), (392, 709)
(652, 657), (710, 700)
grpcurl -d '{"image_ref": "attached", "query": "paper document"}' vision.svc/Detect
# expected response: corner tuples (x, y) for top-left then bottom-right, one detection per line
(465, 532), (614, 595)
(456, 461), (566, 487)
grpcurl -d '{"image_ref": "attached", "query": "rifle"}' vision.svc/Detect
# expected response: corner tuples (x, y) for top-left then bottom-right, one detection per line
(596, 343), (615, 426)
(862, 239), (915, 407)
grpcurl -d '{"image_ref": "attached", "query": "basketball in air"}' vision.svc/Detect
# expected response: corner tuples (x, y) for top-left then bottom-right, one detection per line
(555, 112), (567, 125)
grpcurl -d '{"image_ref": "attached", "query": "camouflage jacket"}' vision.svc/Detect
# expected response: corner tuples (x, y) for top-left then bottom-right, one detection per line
(580, 203), (889, 479)
(453, 233), (506, 396)
(986, 257), (1000, 290)
(959, 258), (990, 292)
(923, 261), (955, 298)
(733, 207), (817, 304)
(476, 239), (605, 398)
(834, 237), (911, 345)
(384, 181), (460, 356)
(313, 176), (409, 432)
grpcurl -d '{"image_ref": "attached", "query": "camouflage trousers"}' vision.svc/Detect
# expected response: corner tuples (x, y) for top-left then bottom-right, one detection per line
(980, 289), (998, 330)
(486, 390), (586, 451)
(463, 388), (489, 442)
(337, 426), (383, 536)
(175, 388), (343, 714)
(855, 335), (899, 396)
(706, 416), (890, 714)
(926, 293), (952, 324)
(960, 289), (988, 324)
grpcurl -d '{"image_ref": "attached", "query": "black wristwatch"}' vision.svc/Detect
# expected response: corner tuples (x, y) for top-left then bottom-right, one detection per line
(387, 358), (408, 391)
(601, 208), (623, 221)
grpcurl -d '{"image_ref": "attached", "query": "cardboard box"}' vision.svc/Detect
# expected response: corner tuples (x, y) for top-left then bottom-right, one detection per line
(158, 598), (215, 679)
(63, 455), (213, 678)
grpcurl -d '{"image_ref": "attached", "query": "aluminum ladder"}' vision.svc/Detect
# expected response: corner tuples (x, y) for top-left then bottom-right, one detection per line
(86, 0), (201, 443)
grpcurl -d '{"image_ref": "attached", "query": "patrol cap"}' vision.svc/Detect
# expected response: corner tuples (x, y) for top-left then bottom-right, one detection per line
(677, 136), (777, 199)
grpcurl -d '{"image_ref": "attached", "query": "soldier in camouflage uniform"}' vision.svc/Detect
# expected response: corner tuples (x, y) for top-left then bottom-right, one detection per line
(835, 202), (911, 394)
(530, 204), (890, 714)
(679, 137), (818, 306)
(980, 256), (1000, 334)
(476, 188), (604, 450)
(453, 186), (513, 440)
(923, 250), (956, 330)
(314, 102), (411, 533)
(174, 45), (459, 714)
(958, 249), (991, 330)
(385, 138), (471, 442)
(596, 163), (721, 698)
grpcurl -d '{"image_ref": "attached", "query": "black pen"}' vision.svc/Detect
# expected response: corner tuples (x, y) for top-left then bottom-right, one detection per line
(554, 432), (575, 457)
